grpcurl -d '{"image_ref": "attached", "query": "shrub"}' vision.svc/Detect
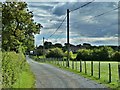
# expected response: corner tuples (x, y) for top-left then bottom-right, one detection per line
(2, 52), (26, 88)
(111, 51), (120, 61)
(64, 51), (73, 60)
(34, 49), (43, 56)
(76, 49), (92, 61)
(46, 48), (64, 58)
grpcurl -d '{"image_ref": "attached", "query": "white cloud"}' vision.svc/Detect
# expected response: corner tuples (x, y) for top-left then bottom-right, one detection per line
(37, 36), (118, 46)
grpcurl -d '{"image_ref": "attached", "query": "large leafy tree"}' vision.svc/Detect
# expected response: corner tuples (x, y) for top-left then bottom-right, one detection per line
(2, 2), (42, 52)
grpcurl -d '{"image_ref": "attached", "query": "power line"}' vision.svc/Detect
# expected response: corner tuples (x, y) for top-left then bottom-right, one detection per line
(54, 6), (119, 42)
(46, 0), (94, 40)
(71, 6), (120, 24)
(54, 31), (65, 42)
(70, 0), (95, 12)
(93, 6), (119, 18)
(46, 15), (67, 39)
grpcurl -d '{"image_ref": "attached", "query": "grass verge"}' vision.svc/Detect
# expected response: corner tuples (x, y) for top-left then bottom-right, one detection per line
(12, 64), (35, 88)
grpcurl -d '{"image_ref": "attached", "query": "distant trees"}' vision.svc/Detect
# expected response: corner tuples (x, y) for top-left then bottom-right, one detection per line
(44, 41), (52, 49)
(76, 46), (119, 61)
(111, 51), (120, 61)
(46, 48), (64, 58)
(2, 2), (42, 53)
(44, 42), (63, 49)
(76, 49), (93, 61)
(54, 43), (62, 48)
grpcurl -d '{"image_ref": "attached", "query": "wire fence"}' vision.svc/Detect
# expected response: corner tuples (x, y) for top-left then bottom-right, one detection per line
(35, 57), (119, 87)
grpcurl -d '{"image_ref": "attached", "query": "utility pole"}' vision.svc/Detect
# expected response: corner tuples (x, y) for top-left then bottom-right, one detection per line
(67, 9), (69, 67)
(43, 37), (45, 60)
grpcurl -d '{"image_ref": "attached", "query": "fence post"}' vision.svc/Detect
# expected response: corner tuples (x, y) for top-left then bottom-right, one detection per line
(52, 58), (53, 64)
(118, 63), (120, 87)
(76, 59), (77, 70)
(63, 58), (64, 67)
(80, 60), (82, 72)
(60, 58), (62, 66)
(91, 61), (93, 76)
(109, 63), (111, 83)
(72, 60), (74, 69)
(57, 58), (58, 65)
(98, 61), (100, 79)
(84, 61), (87, 74)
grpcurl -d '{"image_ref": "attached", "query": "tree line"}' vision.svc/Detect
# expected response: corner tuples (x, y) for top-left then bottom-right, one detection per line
(32, 46), (120, 61)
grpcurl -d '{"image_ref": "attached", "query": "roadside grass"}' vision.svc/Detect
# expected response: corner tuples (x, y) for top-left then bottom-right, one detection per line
(13, 64), (35, 88)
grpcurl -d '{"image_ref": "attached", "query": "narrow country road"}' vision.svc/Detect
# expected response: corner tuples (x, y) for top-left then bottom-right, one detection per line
(26, 56), (109, 89)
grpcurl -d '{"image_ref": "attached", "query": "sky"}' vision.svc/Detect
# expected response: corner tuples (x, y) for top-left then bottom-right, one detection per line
(1, 0), (119, 46)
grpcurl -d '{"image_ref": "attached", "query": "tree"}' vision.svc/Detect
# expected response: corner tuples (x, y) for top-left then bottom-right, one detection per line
(54, 43), (62, 48)
(46, 48), (64, 58)
(2, 2), (42, 53)
(64, 51), (73, 60)
(76, 49), (92, 61)
(111, 51), (120, 61)
(44, 41), (52, 49)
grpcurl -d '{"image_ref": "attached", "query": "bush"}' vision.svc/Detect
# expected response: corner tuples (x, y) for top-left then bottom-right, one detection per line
(34, 49), (43, 56)
(76, 49), (92, 61)
(111, 51), (120, 61)
(46, 48), (64, 58)
(2, 52), (26, 88)
(64, 51), (73, 60)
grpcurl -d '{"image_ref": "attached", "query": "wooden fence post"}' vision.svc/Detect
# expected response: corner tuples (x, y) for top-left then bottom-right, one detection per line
(118, 63), (120, 87)
(84, 61), (87, 74)
(72, 60), (74, 69)
(91, 61), (93, 76)
(63, 58), (64, 67)
(76, 59), (77, 70)
(98, 61), (100, 79)
(109, 63), (111, 83)
(80, 60), (82, 72)
(57, 58), (58, 65)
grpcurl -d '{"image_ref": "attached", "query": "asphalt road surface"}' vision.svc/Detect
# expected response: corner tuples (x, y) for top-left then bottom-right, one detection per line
(26, 56), (109, 89)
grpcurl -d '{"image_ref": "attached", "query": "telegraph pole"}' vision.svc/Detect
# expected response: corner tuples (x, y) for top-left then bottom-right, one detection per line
(43, 37), (45, 60)
(67, 9), (70, 67)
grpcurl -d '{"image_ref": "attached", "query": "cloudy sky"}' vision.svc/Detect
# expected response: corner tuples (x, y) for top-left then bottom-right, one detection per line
(26, 1), (119, 46)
